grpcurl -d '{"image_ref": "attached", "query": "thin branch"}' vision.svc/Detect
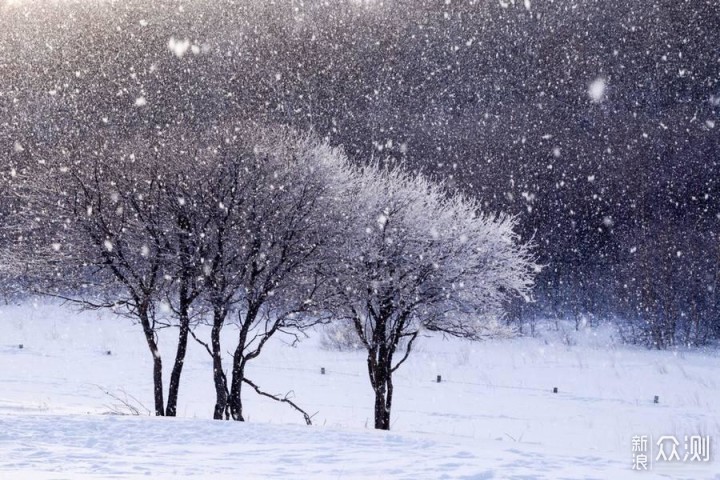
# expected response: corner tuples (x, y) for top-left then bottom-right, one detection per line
(391, 330), (419, 373)
(189, 328), (213, 357)
(242, 377), (314, 426)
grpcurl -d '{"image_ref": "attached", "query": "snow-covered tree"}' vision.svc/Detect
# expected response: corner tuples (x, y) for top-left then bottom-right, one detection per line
(19, 128), (229, 417)
(328, 165), (538, 430)
(168, 124), (349, 420)
(173, 126), (256, 420)
(191, 126), (354, 422)
(31, 142), (173, 416)
(17, 121), (355, 422)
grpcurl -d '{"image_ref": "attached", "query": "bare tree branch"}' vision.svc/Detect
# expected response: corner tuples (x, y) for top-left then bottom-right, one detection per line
(242, 378), (314, 426)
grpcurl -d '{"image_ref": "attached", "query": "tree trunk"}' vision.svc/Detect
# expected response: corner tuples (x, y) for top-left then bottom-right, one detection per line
(369, 347), (393, 429)
(166, 294), (190, 417)
(371, 366), (393, 430)
(229, 356), (246, 421)
(138, 303), (164, 416)
(386, 373), (394, 427)
(367, 309), (396, 430)
(373, 381), (391, 430)
(211, 307), (229, 420)
(228, 308), (256, 421)
(150, 344), (165, 417)
(166, 212), (194, 417)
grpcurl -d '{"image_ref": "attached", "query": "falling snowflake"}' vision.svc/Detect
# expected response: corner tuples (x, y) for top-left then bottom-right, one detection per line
(168, 37), (191, 58)
(588, 77), (606, 103)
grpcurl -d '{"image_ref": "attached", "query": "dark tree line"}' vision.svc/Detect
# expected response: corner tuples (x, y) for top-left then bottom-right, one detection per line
(1, 0), (718, 348)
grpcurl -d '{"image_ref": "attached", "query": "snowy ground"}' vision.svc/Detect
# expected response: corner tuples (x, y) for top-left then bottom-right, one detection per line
(0, 302), (718, 479)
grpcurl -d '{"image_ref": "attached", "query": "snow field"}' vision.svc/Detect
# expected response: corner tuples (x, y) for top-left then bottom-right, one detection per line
(0, 303), (718, 479)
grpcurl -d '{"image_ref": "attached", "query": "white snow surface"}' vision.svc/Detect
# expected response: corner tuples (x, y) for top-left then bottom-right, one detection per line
(0, 303), (718, 479)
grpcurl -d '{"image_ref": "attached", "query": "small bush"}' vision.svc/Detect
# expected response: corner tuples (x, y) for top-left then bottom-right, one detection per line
(319, 321), (364, 351)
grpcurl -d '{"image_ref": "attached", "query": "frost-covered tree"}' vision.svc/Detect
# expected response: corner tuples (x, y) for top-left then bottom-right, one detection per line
(190, 126), (353, 422)
(40, 144), (177, 415)
(328, 166), (538, 430)
(169, 124), (349, 420)
(174, 128), (255, 420)
(20, 130), (222, 417)
(17, 121), (354, 422)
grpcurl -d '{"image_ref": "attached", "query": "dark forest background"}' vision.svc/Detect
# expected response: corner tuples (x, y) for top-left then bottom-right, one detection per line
(2, 0), (719, 348)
